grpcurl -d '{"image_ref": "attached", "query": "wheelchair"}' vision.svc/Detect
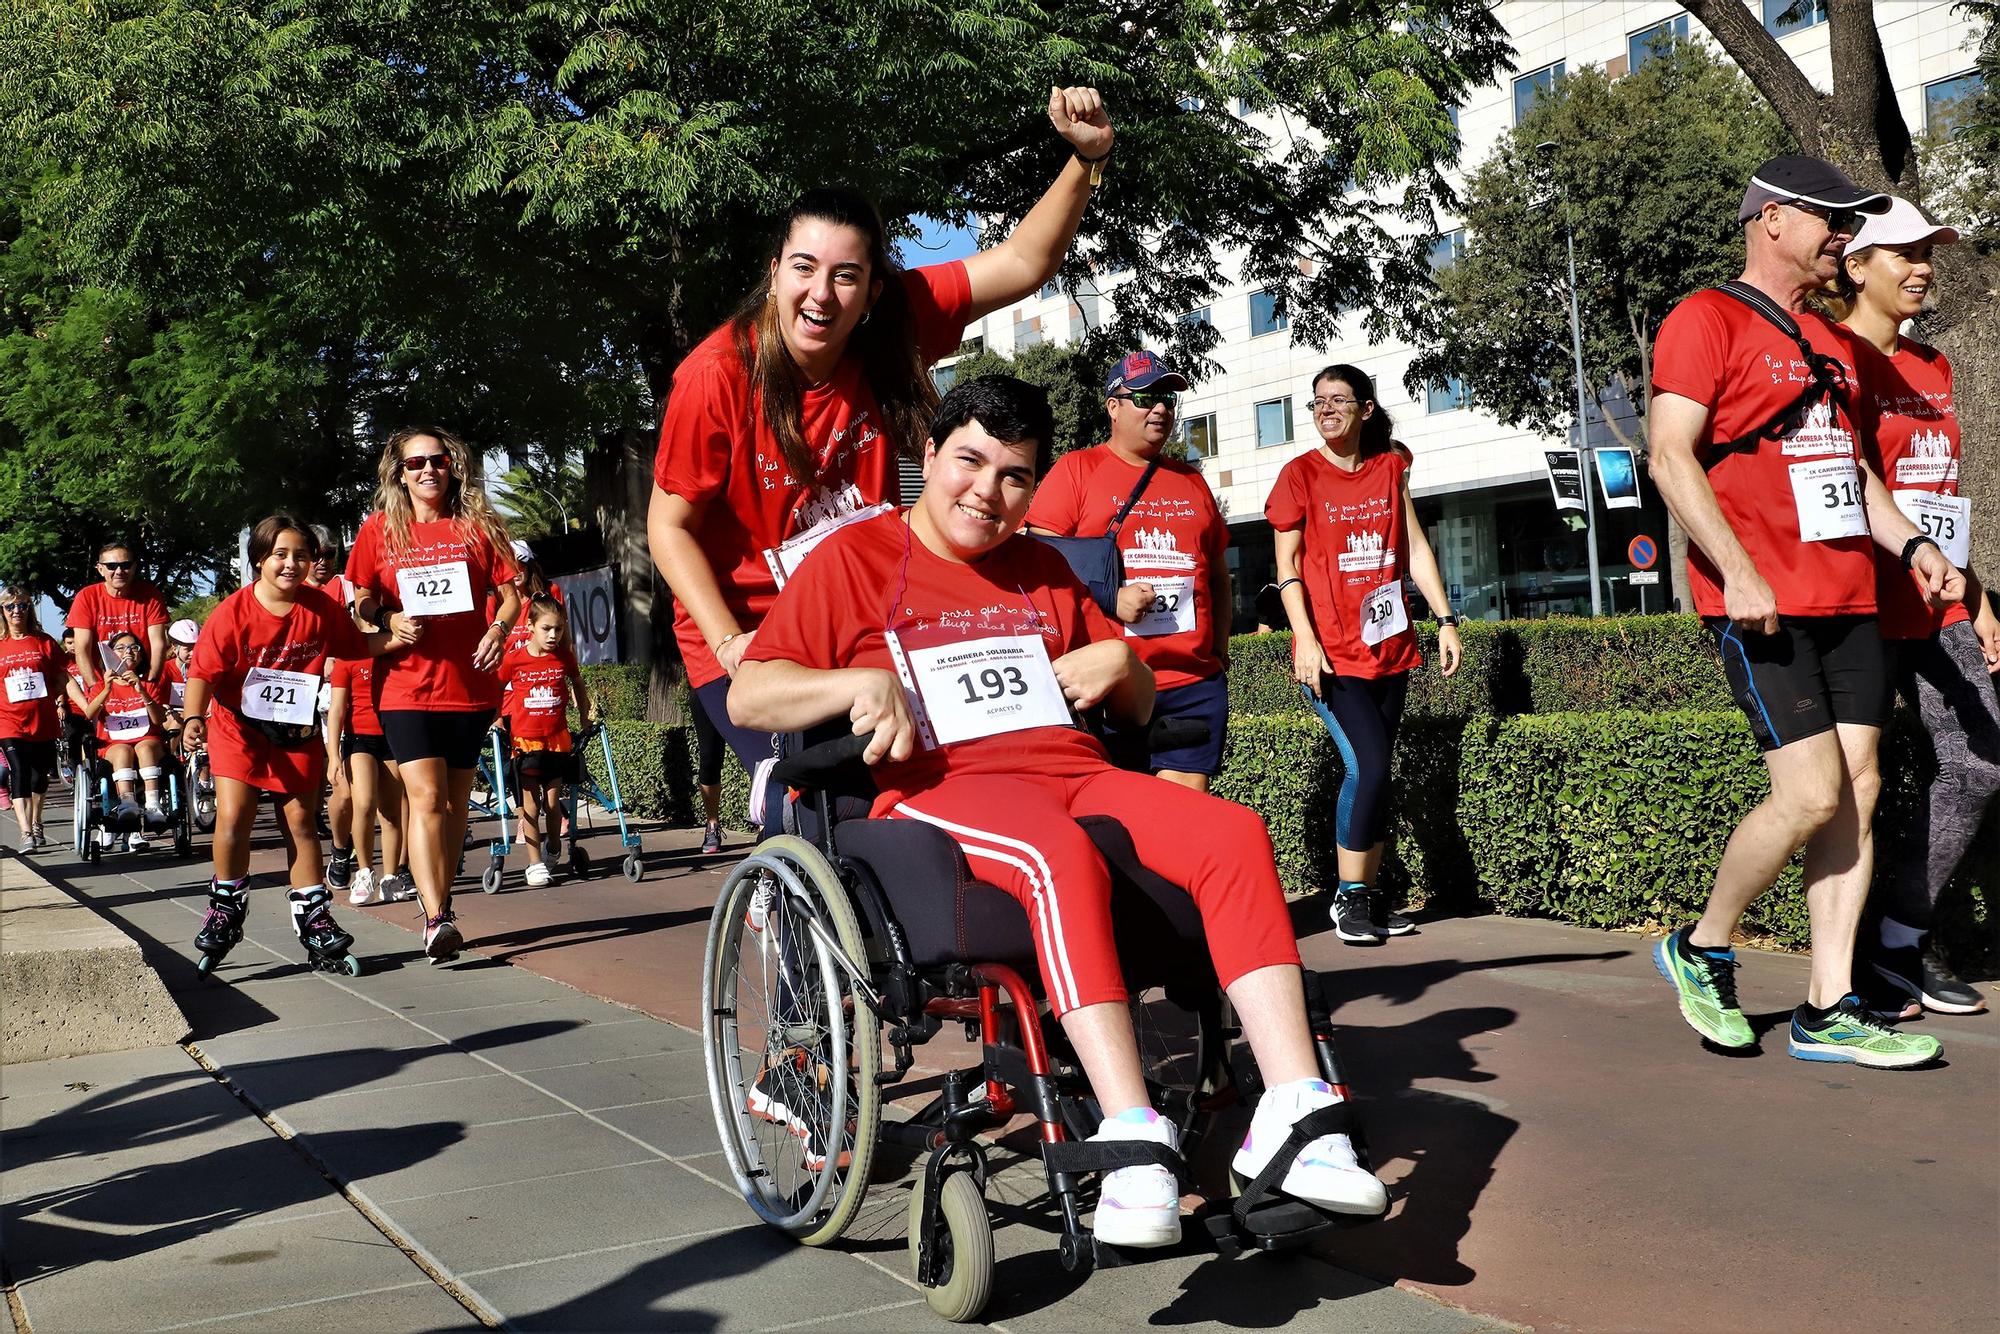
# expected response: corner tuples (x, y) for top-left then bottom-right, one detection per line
(700, 723), (1380, 1323)
(68, 729), (194, 862)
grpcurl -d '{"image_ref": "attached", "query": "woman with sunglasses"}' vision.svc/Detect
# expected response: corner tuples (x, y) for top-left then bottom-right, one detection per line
(1267, 365), (1460, 947)
(1832, 199), (1998, 1018)
(347, 427), (520, 961)
(647, 87), (1116, 783)
(0, 589), (65, 852)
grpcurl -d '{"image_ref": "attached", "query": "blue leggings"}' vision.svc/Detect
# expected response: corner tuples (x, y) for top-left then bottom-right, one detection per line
(1303, 670), (1408, 851)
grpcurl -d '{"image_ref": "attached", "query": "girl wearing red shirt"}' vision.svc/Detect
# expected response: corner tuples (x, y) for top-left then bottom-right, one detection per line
(648, 88), (1118, 788)
(0, 589), (64, 853)
(182, 516), (413, 973)
(736, 376), (1388, 1250)
(329, 656), (410, 907)
(67, 630), (172, 845)
(497, 596), (594, 888)
(347, 427), (520, 960)
(1837, 200), (1997, 1017)
(1268, 365), (1461, 947)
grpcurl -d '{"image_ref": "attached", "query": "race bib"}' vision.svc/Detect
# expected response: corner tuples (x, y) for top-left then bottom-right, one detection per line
(105, 707), (151, 741)
(1789, 458), (1869, 543)
(242, 666), (319, 726)
(897, 632), (1072, 748)
(169, 679), (186, 710)
(396, 560), (474, 616)
(1358, 580), (1409, 648)
(6, 669), (48, 703)
(1894, 491), (1971, 568)
(1122, 576), (1196, 639)
(764, 501), (896, 588)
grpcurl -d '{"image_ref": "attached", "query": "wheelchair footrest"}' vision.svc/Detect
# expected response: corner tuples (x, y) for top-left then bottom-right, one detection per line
(1201, 1198), (1348, 1255)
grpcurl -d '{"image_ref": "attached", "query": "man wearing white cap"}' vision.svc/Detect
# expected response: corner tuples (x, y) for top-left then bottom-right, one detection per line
(1833, 197), (1998, 1020)
(1647, 155), (1964, 1069)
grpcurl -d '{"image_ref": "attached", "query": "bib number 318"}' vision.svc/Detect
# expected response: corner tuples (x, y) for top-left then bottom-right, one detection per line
(1789, 458), (1869, 543)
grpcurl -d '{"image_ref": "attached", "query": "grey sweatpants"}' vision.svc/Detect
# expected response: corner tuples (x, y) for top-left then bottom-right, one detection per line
(1885, 619), (2000, 929)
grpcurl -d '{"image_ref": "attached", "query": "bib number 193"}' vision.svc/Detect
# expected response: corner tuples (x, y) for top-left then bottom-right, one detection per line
(957, 666), (1029, 705)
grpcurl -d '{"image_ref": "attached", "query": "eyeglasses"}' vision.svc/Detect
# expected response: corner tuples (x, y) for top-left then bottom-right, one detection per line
(401, 453), (452, 473)
(99, 561), (134, 571)
(1113, 390), (1179, 411)
(1309, 396), (1360, 412)
(1783, 202), (1861, 235)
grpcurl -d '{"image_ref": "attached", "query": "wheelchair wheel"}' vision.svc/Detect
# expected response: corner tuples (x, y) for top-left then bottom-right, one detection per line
(71, 775), (88, 856)
(568, 844), (590, 878)
(1129, 986), (1222, 1142)
(702, 835), (881, 1247)
(906, 1168), (993, 1323)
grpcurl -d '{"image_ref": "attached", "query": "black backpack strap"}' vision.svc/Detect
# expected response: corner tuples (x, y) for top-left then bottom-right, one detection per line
(1104, 455), (1164, 540)
(1705, 282), (1852, 471)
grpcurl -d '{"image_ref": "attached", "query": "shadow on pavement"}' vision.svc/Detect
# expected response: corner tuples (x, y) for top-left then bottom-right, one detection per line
(507, 1227), (797, 1331)
(1318, 948), (1633, 1010)
(472, 908), (714, 964)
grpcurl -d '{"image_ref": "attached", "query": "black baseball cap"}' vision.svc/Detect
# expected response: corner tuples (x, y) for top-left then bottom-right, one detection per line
(1738, 154), (1892, 223)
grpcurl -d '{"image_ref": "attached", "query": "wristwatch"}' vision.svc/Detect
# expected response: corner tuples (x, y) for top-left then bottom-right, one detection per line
(1438, 614), (1460, 627)
(1901, 533), (1940, 570)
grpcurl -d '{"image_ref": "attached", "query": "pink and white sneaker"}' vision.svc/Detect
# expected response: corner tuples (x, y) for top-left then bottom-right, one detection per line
(1232, 1078), (1387, 1216)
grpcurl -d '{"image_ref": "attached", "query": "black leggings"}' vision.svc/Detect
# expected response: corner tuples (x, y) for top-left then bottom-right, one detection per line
(1, 738), (56, 798)
(692, 677), (778, 778)
(691, 679), (726, 787)
(1304, 671), (1409, 851)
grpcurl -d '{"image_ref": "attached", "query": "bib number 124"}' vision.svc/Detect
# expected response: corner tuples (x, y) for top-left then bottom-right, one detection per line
(957, 666), (1029, 705)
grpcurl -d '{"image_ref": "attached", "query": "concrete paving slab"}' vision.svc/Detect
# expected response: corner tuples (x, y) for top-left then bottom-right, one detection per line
(591, 1095), (723, 1158)
(313, 1110), (652, 1203)
(511, 1045), (707, 1111)
(274, 1065), (579, 1139)
(176, 1281), (490, 1333)
(458, 1013), (694, 1075)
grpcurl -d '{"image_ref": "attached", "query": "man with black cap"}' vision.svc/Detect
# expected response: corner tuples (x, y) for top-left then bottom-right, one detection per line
(1647, 154), (1965, 1070)
(1027, 351), (1232, 789)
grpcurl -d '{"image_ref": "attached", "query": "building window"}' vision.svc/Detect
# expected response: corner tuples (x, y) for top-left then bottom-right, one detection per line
(931, 364), (958, 393)
(1445, 103), (1459, 134)
(1183, 412), (1219, 460)
(1180, 306), (1212, 327)
(1177, 94), (1203, 112)
(1926, 71), (1984, 138)
(1429, 229), (1466, 274)
(1038, 279), (1063, 300)
(1237, 96), (1255, 116)
(1255, 397), (1294, 447)
(1628, 16), (1688, 72)
(1427, 378), (1469, 414)
(1249, 289), (1288, 337)
(1763, 0), (1826, 37)
(1513, 61), (1565, 124)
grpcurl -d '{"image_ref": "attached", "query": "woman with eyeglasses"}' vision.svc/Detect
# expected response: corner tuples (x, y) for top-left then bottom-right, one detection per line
(347, 427), (521, 961)
(65, 541), (169, 690)
(647, 87), (1116, 787)
(1830, 199), (1997, 1018)
(1267, 365), (1461, 947)
(0, 589), (65, 853)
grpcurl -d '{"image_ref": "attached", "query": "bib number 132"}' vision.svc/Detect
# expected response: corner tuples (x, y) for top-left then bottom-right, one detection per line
(957, 666), (1029, 705)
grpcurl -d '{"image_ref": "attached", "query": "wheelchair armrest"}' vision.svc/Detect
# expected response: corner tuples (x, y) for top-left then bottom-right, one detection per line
(1148, 716), (1209, 752)
(770, 731), (873, 790)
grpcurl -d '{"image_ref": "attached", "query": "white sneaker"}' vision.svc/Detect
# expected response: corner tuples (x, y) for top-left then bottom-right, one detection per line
(348, 867), (377, 906)
(1090, 1107), (1181, 1248)
(95, 827), (116, 850)
(126, 831), (149, 852)
(1231, 1079), (1387, 1217)
(524, 861), (551, 888)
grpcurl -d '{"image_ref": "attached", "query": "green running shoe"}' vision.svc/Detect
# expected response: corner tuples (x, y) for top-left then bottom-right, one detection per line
(1653, 928), (1754, 1049)
(1788, 994), (1942, 1069)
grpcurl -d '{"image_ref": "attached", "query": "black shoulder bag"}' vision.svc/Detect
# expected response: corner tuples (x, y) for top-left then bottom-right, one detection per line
(1032, 455), (1162, 616)
(1704, 280), (1852, 471)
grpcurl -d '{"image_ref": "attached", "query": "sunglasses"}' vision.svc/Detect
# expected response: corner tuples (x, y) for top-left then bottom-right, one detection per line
(402, 453), (453, 474)
(1113, 390), (1179, 411)
(1783, 201), (1861, 235)
(0, 601), (29, 611)
(99, 561), (134, 571)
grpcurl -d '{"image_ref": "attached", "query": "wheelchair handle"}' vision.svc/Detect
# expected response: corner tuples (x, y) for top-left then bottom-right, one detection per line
(769, 731), (873, 789)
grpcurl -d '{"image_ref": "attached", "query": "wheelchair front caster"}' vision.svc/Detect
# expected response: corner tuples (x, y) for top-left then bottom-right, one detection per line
(622, 853), (644, 883)
(480, 862), (503, 894)
(907, 1169), (993, 1323)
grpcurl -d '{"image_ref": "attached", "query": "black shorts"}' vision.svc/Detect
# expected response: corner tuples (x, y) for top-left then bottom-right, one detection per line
(0, 738), (57, 797)
(341, 731), (393, 763)
(1706, 615), (1890, 752)
(377, 709), (495, 770)
(515, 747), (577, 785)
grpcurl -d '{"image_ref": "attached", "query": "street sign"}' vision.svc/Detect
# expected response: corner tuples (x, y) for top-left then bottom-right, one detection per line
(1629, 570), (1661, 585)
(562, 565), (621, 665)
(1628, 535), (1658, 570)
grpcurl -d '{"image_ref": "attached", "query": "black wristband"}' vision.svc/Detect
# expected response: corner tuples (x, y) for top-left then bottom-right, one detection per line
(1073, 146), (1112, 165)
(1901, 533), (1940, 570)
(1437, 614), (1459, 627)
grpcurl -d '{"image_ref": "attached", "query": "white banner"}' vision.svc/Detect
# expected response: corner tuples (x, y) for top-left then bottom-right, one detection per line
(1544, 450), (1586, 514)
(562, 566), (621, 666)
(1595, 446), (1643, 511)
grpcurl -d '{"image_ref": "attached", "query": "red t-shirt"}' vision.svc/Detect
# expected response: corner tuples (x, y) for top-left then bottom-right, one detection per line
(653, 261), (973, 688)
(192, 584), (372, 794)
(747, 511), (1121, 810)
(0, 633), (64, 742)
(1026, 444), (1230, 690)
(1265, 450), (1423, 678)
(163, 657), (190, 712)
(498, 647), (577, 740)
(345, 512), (518, 713)
(329, 658), (383, 737)
(1651, 289), (1876, 618)
(66, 581), (169, 675)
(87, 676), (167, 746)
(1850, 337), (1967, 640)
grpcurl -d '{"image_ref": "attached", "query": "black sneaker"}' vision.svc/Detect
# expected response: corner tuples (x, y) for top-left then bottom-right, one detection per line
(701, 821), (723, 855)
(326, 848), (354, 893)
(746, 1048), (849, 1170)
(1374, 903), (1416, 936)
(1330, 889), (1382, 945)
(1915, 944), (1987, 1015)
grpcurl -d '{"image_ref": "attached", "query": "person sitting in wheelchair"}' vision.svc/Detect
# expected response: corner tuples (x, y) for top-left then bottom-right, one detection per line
(729, 374), (1388, 1250)
(67, 629), (174, 842)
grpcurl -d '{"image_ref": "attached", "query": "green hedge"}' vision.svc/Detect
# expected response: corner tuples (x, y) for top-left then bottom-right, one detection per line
(578, 663), (650, 721)
(1226, 615), (1730, 719)
(581, 720), (696, 828)
(1456, 708), (1995, 968)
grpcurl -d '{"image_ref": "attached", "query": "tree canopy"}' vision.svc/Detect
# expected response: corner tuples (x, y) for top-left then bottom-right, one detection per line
(0, 0), (1511, 612)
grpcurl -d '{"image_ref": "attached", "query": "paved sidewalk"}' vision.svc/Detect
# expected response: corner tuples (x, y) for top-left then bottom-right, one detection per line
(4, 811), (1505, 1332)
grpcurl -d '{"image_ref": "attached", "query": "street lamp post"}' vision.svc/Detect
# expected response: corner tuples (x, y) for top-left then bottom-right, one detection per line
(1537, 141), (1603, 617)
